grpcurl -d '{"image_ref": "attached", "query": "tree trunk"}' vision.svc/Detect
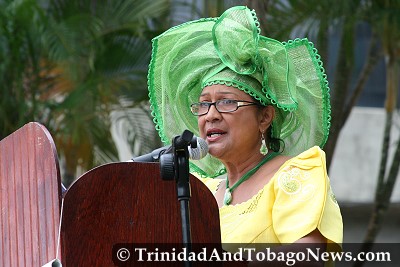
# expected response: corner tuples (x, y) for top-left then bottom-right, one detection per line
(324, 18), (355, 169)
(342, 33), (382, 123)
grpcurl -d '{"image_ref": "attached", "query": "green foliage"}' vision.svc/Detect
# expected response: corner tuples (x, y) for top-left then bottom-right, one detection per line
(0, 0), (169, 186)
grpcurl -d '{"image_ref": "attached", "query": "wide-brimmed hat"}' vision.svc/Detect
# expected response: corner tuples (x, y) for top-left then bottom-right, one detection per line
(148, 6), (331, 178)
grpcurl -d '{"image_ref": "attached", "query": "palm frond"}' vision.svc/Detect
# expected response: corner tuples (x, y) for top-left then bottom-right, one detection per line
(111, 100), (162, 160)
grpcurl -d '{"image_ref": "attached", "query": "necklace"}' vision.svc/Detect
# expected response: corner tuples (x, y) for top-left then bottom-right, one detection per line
(224, 152), (278, 205)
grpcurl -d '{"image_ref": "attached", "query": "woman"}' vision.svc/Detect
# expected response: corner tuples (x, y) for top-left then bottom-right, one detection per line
(147, 5), (343, 265)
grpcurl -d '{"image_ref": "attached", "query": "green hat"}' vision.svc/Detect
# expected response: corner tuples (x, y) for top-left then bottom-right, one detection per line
(148, 6), (331, 178)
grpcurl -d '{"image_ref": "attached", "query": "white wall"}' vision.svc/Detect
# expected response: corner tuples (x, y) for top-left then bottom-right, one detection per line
(330, 107), (400, 203)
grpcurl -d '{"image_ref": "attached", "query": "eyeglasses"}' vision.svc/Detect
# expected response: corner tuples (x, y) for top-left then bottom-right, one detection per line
(190, 99), (260, 116)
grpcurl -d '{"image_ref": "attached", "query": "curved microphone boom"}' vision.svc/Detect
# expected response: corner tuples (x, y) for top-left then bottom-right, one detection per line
(131, 137), (208, 162)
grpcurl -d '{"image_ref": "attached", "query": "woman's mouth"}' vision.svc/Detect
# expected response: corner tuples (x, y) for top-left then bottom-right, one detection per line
(206, 129), (226, 141)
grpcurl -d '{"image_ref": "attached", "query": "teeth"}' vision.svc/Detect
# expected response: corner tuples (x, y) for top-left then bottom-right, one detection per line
(209, 133), (222, 138)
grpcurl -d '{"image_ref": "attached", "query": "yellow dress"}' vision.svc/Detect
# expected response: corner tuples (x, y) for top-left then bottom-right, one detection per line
(198, 146), (343, 252)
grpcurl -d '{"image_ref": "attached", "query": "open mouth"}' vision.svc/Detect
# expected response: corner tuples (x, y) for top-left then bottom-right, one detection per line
(206, 129), (226, 139)
(208, 132), (224, 138)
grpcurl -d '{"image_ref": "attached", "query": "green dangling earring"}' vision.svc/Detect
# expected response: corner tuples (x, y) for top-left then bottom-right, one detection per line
(260, 131), (268, 155)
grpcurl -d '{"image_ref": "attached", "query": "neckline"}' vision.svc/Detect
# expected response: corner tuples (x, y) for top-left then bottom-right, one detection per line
(224, 152), (279, 205)
(217, 153), (294, 208)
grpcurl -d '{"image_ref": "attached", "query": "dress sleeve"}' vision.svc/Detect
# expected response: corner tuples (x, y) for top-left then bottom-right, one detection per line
(272, 146), (343, 246)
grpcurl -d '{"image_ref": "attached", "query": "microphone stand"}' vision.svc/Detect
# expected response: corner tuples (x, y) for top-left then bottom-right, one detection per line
(160, 130), (196, 267)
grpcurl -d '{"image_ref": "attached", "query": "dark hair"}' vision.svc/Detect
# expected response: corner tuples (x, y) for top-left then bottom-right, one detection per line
(266, 126), (285, 153)
(255, 102), (285, 153)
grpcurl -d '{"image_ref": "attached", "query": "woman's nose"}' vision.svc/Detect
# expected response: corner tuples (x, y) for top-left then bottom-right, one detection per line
(204, 104), (222, 122)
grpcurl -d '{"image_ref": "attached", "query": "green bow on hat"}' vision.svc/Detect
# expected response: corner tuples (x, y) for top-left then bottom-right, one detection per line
(208, 7), (298, 109)
(148, 6), (331, 178)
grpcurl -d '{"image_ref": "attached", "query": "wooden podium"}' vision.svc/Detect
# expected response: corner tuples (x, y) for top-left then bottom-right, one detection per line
(0, 122), (225, 266)
(0, 122), (62, 266)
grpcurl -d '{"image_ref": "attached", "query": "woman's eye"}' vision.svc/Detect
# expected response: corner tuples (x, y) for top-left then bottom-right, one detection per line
(220, 99), (236, 105)
(199, 102), (210, 107)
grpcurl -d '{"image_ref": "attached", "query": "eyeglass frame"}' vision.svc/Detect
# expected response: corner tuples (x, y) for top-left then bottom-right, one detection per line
(190, 99), (262, 116)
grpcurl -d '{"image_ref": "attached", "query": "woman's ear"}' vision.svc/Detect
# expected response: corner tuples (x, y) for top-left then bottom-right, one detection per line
(259, 105), (275, 132)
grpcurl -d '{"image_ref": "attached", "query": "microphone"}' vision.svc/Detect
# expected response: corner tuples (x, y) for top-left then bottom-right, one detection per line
(131, 137), (208, 162)
(188, 137), (208, 160)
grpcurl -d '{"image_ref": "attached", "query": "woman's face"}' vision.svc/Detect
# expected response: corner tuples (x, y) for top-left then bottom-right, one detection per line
(197, 84), (268, 161)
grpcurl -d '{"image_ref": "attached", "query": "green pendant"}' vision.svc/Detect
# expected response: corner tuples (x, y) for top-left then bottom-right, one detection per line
(224, 188), (232, 205)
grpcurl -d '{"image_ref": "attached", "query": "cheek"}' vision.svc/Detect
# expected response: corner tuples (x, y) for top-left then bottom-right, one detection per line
(232, 114), (260, 138)
(232, 123), (255, 140)
(197, 117), (206, 138)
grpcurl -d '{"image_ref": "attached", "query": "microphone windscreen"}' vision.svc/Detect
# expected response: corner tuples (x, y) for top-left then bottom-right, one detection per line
(189, 137), (208, 160)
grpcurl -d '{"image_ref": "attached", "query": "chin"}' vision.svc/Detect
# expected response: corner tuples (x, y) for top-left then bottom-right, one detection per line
(208, 145), (227, 160)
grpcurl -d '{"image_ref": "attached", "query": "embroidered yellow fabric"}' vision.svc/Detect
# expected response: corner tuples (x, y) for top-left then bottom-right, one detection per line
(198, 146), (343, 254)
